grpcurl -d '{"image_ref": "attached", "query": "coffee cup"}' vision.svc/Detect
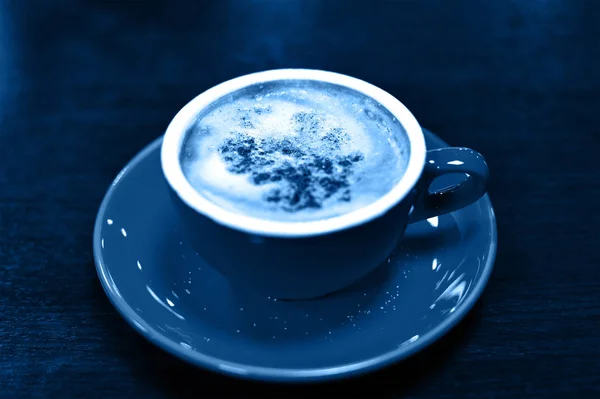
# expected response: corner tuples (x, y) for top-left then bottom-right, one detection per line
(161, 69), (489, 300)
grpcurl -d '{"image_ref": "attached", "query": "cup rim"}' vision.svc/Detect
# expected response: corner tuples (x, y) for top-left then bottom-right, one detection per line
(161, 69), (426, 238)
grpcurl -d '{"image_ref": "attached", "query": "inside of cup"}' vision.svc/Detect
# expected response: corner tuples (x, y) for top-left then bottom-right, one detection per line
(161, 69), (426, 237)
(176, 78), (412, 223)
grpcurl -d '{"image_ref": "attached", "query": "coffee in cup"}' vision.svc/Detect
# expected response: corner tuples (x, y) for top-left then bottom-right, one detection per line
(179, 80), (410, 223)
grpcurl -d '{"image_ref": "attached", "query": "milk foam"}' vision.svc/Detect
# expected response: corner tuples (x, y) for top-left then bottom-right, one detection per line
(180, 81), (409, 222)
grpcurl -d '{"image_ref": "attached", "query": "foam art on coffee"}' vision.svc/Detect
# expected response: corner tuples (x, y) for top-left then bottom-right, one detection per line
(180, 82), (409, 222)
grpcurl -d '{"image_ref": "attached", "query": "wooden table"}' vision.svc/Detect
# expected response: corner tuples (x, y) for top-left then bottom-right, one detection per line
(1, 1), (598, 397)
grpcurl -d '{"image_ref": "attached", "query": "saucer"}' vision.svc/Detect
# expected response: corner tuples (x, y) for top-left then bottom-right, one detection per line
(93, 129), (497, 382)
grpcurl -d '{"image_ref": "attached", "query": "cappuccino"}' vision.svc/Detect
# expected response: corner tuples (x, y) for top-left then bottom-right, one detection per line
(180, 80), (409, 222)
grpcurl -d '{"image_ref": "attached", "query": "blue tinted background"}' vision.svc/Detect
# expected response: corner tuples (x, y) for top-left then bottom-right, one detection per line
(0, 1), (598, 398)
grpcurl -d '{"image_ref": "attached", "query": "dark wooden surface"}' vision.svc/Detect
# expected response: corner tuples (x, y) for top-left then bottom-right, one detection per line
(1, 1), (599, 398)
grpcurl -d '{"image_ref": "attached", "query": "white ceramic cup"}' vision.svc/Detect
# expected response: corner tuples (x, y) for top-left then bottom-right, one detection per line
(161, 69), (489, 300)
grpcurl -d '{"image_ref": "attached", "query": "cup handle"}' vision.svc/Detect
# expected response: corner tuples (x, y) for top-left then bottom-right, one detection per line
(408, 147), (489, 223)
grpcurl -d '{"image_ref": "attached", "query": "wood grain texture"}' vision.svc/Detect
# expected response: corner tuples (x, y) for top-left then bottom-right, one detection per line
(1, 0), (599, 398)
